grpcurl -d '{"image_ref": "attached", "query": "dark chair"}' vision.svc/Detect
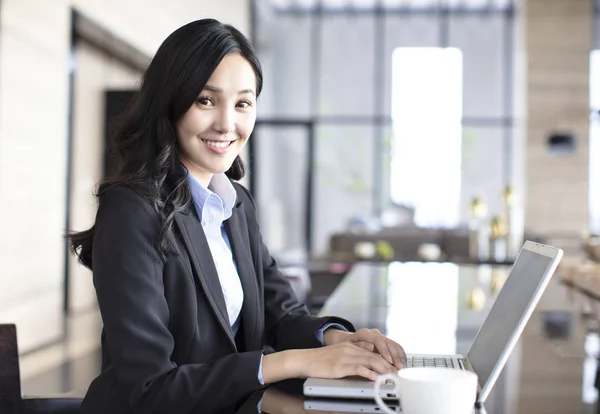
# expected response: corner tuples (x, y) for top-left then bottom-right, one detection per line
(0, 324), (82, 414)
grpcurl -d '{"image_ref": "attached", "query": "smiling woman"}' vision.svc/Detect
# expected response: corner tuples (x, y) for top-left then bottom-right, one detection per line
(66, 18), (405, 414)
(177, 54), (258, 188)
(68, 19), (264, 261)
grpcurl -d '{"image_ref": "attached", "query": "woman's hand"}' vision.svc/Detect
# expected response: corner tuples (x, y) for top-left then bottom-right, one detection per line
(262, 342), (397, 384)
(294, 342), (397, 381)
(323, 328), (406, 370)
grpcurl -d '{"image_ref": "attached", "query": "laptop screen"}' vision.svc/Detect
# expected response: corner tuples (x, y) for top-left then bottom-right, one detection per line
(467, 248), (554, 389)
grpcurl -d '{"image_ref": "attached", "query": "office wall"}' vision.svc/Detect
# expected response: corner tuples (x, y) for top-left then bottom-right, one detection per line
(524, 0), (591, 235)
(0, 0), (249, 353)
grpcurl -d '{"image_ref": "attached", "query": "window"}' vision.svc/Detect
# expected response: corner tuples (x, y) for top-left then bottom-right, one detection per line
(390, 47), (463, 227)
(385, 262), (459, 354)
(269, 0), (513, 11)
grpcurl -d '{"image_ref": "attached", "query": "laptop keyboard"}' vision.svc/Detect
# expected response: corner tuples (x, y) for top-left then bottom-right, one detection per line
(405, 356), (458, 369)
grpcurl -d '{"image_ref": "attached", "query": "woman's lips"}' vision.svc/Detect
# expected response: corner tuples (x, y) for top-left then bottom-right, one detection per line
(201, 139), (235, 154)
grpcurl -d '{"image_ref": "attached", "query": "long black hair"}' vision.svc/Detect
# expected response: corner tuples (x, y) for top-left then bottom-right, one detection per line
(68, 19), (263, 268)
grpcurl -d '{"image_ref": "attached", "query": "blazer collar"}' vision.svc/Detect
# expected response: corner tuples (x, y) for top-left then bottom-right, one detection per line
(174, 209), (236, 350)
(175, 194), (260, 351)
(224, 203), (261, 351)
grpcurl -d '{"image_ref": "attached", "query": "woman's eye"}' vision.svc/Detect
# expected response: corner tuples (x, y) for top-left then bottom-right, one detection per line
(237, 100), (252, 108)
(196, 97), (214, 106)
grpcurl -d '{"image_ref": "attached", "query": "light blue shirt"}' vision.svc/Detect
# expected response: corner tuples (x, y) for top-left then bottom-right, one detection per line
(188, 172), (244, 335)
(187, 172), (346, 386)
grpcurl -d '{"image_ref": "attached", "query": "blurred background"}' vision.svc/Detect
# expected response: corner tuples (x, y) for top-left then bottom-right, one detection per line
(0, 0), (599, 412)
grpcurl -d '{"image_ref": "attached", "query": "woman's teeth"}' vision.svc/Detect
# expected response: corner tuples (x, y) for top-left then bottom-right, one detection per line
(202, 139), (232, 148)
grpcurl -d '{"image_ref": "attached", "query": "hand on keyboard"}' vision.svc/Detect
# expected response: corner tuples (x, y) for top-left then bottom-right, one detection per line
(323, 328), (407, 370)
(289, 342), (398, 382)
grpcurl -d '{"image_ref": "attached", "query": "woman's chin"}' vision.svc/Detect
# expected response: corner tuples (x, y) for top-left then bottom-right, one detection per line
(207, 161), (235, 175)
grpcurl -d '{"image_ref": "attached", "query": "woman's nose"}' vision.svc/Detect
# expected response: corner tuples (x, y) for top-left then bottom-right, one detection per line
(212, 108), (235, 134)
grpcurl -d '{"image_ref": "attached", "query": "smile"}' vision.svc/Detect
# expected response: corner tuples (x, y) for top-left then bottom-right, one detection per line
(201, 139), (235, 148)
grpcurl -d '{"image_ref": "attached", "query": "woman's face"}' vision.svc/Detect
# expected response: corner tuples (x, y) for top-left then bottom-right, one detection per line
(177, 53), (257, 186)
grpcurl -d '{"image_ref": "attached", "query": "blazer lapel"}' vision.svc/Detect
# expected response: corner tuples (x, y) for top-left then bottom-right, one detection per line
(224, 202), (261, 351)
(174, 210), (236, 350)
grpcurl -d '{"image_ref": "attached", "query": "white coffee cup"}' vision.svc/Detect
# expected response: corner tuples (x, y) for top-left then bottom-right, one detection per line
(373, 367), (478, 414)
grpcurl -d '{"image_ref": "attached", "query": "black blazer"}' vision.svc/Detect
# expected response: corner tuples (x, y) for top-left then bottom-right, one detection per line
(80, 182), (354, 414)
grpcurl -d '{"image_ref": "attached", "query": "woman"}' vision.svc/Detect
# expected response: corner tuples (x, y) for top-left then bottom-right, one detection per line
(69, 19), (405, 414)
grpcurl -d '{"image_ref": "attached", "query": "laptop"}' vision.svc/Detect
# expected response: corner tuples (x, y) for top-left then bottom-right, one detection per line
(304, 398), (400, 413)
(304, 241), (563, 405)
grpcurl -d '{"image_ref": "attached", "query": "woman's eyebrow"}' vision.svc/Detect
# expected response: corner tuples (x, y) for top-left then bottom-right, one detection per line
(203, 84), (255, 95)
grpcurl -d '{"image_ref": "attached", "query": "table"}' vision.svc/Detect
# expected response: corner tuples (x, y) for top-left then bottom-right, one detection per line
(240, 261), (598, 414)
(231, 379), (487, 414)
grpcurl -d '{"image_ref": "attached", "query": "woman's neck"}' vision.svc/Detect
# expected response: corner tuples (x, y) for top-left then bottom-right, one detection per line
(181, 158), (213, 188)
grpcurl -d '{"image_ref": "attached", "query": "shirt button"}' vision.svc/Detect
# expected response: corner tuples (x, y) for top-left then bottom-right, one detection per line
(201, 221), (207, 226)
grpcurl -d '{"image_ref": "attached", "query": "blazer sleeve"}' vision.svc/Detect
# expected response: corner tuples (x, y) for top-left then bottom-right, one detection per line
(234, 184), (355, 351)
(91, 187), (264, 414)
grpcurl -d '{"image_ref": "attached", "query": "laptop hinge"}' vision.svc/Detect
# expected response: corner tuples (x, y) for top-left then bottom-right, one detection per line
(463, 356), (483, 396)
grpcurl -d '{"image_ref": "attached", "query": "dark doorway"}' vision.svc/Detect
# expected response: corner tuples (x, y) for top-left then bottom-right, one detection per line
(103, 90), (136, 178)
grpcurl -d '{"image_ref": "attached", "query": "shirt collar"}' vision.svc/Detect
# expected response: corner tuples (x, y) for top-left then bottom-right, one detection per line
(186, 172), (237, 220)
(209, 173), (237, 219)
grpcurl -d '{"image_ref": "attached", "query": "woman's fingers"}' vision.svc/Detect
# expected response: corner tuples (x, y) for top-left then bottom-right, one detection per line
(353, 364), (378, 382)
(387, 339), (407, 369)
(353, 341), (375, 352)
(353, 329), (394, 365)
(351, 329), (406, 369)
(343, 343), (396, 374)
